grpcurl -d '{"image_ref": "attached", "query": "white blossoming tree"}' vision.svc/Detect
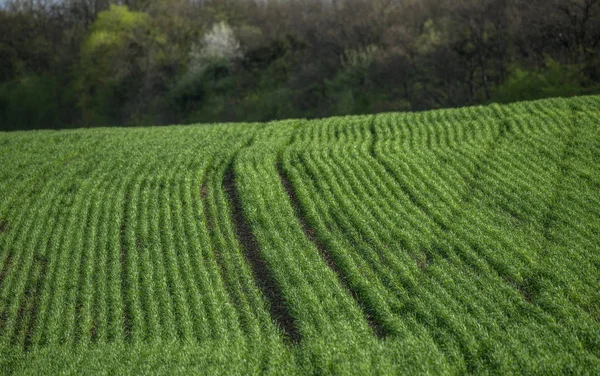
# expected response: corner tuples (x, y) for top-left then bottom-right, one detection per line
(188, 21), (242, 74)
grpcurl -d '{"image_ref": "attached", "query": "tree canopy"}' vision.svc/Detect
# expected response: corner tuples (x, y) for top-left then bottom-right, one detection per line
(1, 0), (599, 130)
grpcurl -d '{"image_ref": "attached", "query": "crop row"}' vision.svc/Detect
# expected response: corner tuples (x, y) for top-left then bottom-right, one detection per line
(0, 96), (598, 373)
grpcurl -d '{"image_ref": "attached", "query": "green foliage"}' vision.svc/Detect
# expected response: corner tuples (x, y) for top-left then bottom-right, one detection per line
(79, 5), (154, 79)
(2, 0), (600, 130)
(326, 46), (383, 115)
(76, 5), (161, 126)
(170, 37), (300, 123)
(169, 62), (235, 123)
(0, 75), (72, 130)
(492, 59), (597, 104)
(416, 19), (444, 54)
(0, 96), (599, 373)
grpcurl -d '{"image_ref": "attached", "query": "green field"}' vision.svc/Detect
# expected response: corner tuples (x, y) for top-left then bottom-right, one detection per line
(0, 96), (599, 374)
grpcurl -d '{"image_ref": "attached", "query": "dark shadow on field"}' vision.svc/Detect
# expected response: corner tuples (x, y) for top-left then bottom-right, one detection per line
(223, 165), (301, 344)
(0, 217), (8, 233)
(276, 159), (387, 339)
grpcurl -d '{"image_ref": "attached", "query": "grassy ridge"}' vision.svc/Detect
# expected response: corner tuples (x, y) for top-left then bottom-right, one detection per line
(0, 96), (599, 374)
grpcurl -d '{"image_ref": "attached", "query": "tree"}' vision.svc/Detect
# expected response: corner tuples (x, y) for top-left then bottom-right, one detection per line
(76, 4), (162, 125)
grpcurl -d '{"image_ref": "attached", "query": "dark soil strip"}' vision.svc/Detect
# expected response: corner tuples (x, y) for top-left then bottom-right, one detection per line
(277, 159), (387, 339)
(119, 187), (133, 341)
(0, 218), (8, 233)
(502, 275), (535, 305)
(0, 252), (13, 287)
(223, 165), (300, 344)
(200, 183), (208, 200)
(200, 172), (256, 338)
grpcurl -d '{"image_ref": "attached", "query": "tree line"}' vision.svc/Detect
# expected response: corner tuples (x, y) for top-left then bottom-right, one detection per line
(1, 0), (599, 130)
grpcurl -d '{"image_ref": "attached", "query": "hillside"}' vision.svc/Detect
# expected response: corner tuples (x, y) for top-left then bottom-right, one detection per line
(0, 96), (599, 374)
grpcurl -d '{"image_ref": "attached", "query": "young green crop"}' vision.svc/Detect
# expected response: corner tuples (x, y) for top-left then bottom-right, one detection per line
(0, 96), (598, 374)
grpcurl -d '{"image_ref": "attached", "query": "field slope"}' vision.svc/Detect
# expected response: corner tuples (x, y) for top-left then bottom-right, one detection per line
(0, 96), (599, 374)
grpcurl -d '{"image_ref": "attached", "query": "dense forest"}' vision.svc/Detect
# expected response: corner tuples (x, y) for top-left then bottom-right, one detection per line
(1, 0), (599, 130)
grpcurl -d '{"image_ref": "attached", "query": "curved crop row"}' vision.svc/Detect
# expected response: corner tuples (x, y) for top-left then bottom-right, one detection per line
(0, 96), (598, 374)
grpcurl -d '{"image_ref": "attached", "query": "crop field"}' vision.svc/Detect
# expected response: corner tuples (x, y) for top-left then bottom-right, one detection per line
(0, 96), (599, 374)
